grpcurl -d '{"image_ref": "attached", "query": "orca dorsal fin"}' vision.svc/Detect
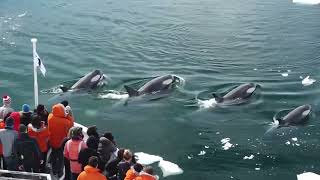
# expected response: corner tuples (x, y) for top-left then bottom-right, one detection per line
(60, 85), (69, 93)
(212, 93), (223, 103)
(124, 85), (139, 97)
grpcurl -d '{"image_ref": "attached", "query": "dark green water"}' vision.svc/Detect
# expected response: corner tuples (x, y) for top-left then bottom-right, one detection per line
(1, 0), (320, 179)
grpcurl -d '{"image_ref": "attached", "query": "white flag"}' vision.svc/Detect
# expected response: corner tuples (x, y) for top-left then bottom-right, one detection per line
(34, 51), (46, 77)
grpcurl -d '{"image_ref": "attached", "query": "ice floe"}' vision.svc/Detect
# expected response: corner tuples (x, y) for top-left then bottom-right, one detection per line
(243, 155), (254, 160)
(297, 172), (320, 180)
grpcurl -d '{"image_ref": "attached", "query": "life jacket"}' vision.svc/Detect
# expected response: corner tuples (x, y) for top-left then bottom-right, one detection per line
(27, 124), (50, 153)
(48, 104), (74, 149)
(64, 139), (87, 173)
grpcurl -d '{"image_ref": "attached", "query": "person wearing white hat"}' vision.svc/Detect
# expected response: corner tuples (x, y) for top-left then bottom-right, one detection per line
(0, 95), (14, 120)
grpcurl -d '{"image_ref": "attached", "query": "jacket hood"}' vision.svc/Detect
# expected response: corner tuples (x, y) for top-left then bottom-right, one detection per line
(52, 104), (66, 118)
(84, 165), (100, 173)
(98, 137), (116, 161)
(10, 112), (20, 122)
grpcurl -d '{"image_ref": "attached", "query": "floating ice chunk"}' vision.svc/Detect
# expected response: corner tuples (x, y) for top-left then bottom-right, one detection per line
(135, 152), (163, 165)
(285, 141), (291, 145)
(297, 172), (320, 180)
(293, 0), (320, 4)
(198, 132), (202, 136)
(253, 68), (258, 71)
(281, 73), (289, 77)
(18, 12), (27, 17)
(287, 70), (292, 72)
(255, 168), (261, 171)
(302, 76), (316, 86)
(198, 151), (206, 156)
(292, 137), (298, 142)
(243, 155), (254, 160)
(216, 132), (220, 135)
(187, 155), (192, 159)
(204, 145), (209, 149)
(158, 160), (183, 177)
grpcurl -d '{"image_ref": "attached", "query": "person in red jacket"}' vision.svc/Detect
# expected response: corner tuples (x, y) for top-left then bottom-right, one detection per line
(48, 103), (74, 178)
(0, 119), (4, 169)
(9, 111), (21, 132)
(28, 115), (50, 173)
(77, 156), (107, 180)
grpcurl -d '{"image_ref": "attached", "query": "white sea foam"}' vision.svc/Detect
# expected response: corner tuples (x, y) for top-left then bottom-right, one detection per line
(297, 172), (320, 180)
(243, 155), (254, 160)
(221, 138), (234, 150)
(197, 98), (217, 108)
(198, 150), (206, 156)
(293, 0), (320, 4)
(281, 73), (289, 77)
(158, 160), (184, 177)
(302, 76), (316, 86)
(292, 137), (298, 142)
(99, 93), (129, 99)
(18, 12), (27, 17)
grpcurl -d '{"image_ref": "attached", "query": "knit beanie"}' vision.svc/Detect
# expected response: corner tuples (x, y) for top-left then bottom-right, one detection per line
(86, 136), (99, 150)
(22, 104), (30, 113)
(3, 95), (11, 106)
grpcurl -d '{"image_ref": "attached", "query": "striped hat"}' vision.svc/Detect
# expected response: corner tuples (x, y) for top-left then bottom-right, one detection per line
(3, 95), (11, 105)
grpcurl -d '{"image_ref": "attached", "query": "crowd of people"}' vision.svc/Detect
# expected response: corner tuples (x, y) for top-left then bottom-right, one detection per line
(0, 95), (158, 180)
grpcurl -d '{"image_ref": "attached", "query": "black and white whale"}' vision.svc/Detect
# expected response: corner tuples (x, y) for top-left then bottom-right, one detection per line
(275, 104), (312, 127)
(60, 69), (106, 92)
(124, 75), (180, 97)
(212, 83), (259, 105)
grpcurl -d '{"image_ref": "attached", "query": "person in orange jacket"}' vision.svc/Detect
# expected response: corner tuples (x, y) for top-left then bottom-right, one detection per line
(48, 103), (74, 178)
(28, 114), (50, 173)
(135, 166), (158, 180)
(124, 163), (143, 180)
(77, 156), (107, 180)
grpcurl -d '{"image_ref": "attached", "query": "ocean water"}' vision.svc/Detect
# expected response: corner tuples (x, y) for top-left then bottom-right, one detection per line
(1, 0), (320, 179)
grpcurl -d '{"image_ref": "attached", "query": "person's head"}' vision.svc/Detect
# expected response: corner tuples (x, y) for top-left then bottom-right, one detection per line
(133, 163), (143, 174)
(103, 131), (115, 145)
(36, 104), (45, 114)
(87, 125), (99, 138)
(144, 166), (154, 175)
(31, 114), (41, 129)
(88, 156), (99, 168)
(22, 104), (30, 113)
(19, 124), (27, 133)
(87, 136), (99, 150)
(67, 127), (77, 138)
(2, 95), (11, 106)
(61, 100), (69, 107)
(123, 149), (133, 162)
(71, 126), (83, 140)
(5, 117), (14, 129)
(117, 148), (125, 160)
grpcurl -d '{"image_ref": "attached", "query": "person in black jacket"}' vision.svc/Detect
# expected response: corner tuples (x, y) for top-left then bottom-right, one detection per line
(14, 124), (42, 172)
(117, 149), (135, 180)
(105, 148), (124, 180)
(78, 136), (99, 170)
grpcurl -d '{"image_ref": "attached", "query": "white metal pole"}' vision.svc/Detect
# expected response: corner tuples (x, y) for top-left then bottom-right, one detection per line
(31, 38), (38, 107)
